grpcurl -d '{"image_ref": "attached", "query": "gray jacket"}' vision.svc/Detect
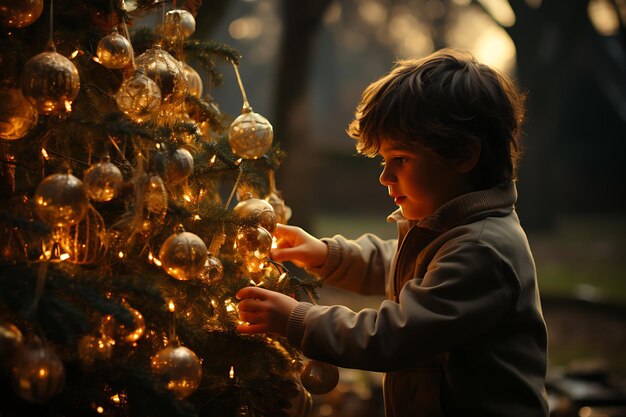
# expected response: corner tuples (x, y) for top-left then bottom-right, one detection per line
(287, 182), (549, 417)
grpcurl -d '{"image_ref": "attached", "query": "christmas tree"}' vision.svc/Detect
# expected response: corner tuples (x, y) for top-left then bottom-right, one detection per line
(0, 1), (336, 416)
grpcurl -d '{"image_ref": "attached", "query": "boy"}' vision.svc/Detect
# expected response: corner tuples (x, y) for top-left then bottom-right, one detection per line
(236, 49), (549, 417)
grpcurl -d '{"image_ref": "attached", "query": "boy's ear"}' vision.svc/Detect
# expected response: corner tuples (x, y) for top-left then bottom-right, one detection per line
(456, 140), (481, 174)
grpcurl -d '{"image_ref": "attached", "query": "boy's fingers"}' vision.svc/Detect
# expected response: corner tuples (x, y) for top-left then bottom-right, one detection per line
(237, 299), (262, 312)
(272, 223), (292, 236)
(236, 286), (270, 300)
(237, 322), (267, 334)
(270, 247), (303, 262)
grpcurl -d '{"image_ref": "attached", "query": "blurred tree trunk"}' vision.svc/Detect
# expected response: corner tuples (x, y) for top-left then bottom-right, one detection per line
(475, 0), (625, 230)
(272, 0), (333, 230)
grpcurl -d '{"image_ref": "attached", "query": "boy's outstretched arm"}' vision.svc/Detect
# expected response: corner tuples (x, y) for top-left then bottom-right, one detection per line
(271, 224), (328, 268)
(236, 286), (299, 337)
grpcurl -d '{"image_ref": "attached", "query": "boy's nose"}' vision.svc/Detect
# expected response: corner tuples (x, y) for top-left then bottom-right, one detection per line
(379, 167), (395, 186)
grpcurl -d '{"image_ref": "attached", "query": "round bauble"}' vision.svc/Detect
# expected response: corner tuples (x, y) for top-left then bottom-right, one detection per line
(115, 69), (162, 123)
(21, 47), (80, 115)
(235, 226), (272, 273)
(135, 45), (186, 105)
(0, 0), (44, 28)
(233, 197), (276, 233)
(0, 87), (38, 140)
(12, 340), (65, 403)
(165, 148), (194, 184)
(34, 171), (89, 229)
(56, 205), (108, 265)
(100, 306), (145, 344)
(182, 62), (202, 98)
(151, 344), (202, 399)
(198, 254), (223, 285)
(162, 9), (196, 41)
(300, 360), (339, 395)
(77, 334), (114, 367)
(83, 155), (123, 202)
(228, 109), (273, 159)
(97, 29), (133, 69)
(159, 227), (207, 280)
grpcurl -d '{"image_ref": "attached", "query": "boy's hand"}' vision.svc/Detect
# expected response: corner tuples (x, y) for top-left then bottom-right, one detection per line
(271, 224), (328, 268)
(236, 286), (299, 337)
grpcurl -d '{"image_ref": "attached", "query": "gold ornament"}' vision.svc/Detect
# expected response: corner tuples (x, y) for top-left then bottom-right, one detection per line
(100, 305), (145, 344)
(61, 204), (108, 265)
(158, 226), (207, 280)
(21, 43), (80, 115)
(300, 360), (339, 395)
(34, 171), (89, 229)
(115, 68), (162, 123)
(233, 196), (276, 233)
(96, 28), (133, 70)
(0, 0), (44, 28)
(12, 339), (65, 403)
(162, 9), (196, 41)
(0, 87), (38, 140)
(0, 323), (24, 364)
(151, 343), (202, 399)
(135, 45), (187, 105)
(198, 254), (223, 285)
(143, 174), (168, 214)
(165, 147), (194, 184)
(77, 334), (114, 367)
(182, 62), (203, 98)
(228, 106), (273, 159)
(83, 155), (123, 202)
(235, 226), (272, 273)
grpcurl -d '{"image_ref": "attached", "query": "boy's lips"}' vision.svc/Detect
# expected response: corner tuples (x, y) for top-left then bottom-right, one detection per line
(392, 196), (406, 205)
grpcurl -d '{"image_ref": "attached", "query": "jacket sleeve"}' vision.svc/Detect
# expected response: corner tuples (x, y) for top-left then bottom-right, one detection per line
(287, 241), (516, 372)
(304, 233), (397, 296)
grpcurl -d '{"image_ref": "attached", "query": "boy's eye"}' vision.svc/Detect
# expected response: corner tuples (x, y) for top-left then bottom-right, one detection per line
(379, 156), (408, 167)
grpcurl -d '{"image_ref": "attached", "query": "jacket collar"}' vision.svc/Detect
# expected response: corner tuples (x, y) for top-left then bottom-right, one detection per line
(387, 181), (518, 233)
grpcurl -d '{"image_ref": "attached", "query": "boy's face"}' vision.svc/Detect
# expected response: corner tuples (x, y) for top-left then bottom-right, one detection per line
(377, 138), (474, 221)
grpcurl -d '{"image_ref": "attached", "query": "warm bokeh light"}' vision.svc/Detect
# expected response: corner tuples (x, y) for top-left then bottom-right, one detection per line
(323, 2), (342, 26)
(447, 7), (516, 74)
(588, 0), (621, 36)
(423, 0), (446, 20)
(358, 1), (387, 27)
(477, 0), (516, 27)
(388, 6), (433, 58)
(229, 16), (263, 40)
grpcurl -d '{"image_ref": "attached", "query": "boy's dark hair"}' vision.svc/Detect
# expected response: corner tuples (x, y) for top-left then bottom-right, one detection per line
(347, 48), (526, 189)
